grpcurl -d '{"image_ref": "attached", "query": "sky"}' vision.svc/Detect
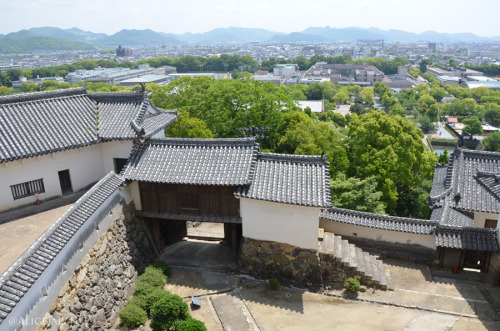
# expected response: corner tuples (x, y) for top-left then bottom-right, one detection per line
(1, 0), (499, 37)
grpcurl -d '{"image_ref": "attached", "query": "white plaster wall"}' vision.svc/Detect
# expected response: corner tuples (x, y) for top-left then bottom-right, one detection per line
(100, 140), (134, 174)
(240, 198), (320, 250)
(319, 219), (436, 250)
(473, 211), (499, 228)
(0, 146), (105, 212)
(120, 181), (142, 210)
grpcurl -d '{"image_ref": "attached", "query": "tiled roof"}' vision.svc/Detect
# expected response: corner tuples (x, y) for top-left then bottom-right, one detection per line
(320, 207), (437, 234)
(0, 88), (177, 164)
(439, 205), (474, 228)
(454, 149), (500, 214)
(0, 172), (123, 323)
(429, 164), (449, 199)
(122, 138), (260, 186)
(235, 153), (331, 208)
(0, 88), (99, 164)
(435, 227), (500, 251)
(429, 148), (500, 225)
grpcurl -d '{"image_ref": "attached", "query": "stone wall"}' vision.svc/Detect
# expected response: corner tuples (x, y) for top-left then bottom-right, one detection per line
(37, 203), (155, 331)
(239, 237), (383, 288)
(238, 237), (322, 287)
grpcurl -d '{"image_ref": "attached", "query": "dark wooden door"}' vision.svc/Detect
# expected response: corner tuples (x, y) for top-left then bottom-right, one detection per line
(463, 250), (489, 272)
(58, 170), (73, 195)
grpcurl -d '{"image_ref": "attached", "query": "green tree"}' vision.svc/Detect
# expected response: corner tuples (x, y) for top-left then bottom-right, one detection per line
(426, 104), (440, 122)
(483, 104), (500, 127)
(0, 86), (13, 95)
(418, 116), (437, 133)
(333, 89), (350, 104)
(350, 103), (367, 115)
(360, 87), (374, 106)
(419, 59), (432, 73)
(437, 149), (450, 164)
(462, 116), (483, 137)
(347, 111), (437, 212)
(409, 67), (420, 78)
(165, 112), (214, 138)
(430, 87), (447, 102)
(483, 131), (500, 152)
(20, 82), (38, 93)
(330, 174), (385, 214)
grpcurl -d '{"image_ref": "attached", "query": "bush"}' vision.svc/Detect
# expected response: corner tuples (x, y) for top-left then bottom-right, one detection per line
(134, 280), (157, 297)
(175, 317), (207, 331)
(343, 277), (361, 292)
(143, 288), (169, 314)
(269, 277), (280, 291)
(119, 303), (147, 328)
(128, 295), (147, 310)
(150, 293), (190, 331)
(137, 266), (167, 288)
(151, 260), (172, 277)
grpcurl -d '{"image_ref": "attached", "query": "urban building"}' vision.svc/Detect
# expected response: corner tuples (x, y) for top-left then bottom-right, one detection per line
(304, 62), (384, 86)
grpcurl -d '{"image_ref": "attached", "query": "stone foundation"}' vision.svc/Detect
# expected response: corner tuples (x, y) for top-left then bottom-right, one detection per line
(238, 238), (322, 287)
(239, 237), (388, 288)
(36, 203), (154, 331)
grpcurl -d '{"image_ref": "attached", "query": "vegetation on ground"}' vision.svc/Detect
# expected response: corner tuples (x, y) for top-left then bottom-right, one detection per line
(269, 277), (280, 291)
(343, 277), (361, 292)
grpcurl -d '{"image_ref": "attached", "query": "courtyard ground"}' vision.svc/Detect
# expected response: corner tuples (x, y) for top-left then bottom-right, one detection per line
(117, 223), (500, 330)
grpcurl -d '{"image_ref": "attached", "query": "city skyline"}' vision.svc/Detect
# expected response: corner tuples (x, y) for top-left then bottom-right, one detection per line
(1, 0), (499, 38)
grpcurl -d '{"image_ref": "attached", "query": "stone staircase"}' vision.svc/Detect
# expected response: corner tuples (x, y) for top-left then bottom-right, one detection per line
(318, 232), (393, 290)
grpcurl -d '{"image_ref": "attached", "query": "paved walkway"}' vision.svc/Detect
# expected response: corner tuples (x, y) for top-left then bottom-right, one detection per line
(0, 204), (72, 275)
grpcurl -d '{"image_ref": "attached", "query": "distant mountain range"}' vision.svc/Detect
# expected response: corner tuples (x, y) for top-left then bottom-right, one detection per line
(0, 26), (498, 53)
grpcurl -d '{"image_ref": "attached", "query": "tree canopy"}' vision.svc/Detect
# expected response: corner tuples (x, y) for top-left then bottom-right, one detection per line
(347, 111), (437, 212)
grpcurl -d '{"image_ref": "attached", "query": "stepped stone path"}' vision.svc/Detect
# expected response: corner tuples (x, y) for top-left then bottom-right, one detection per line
(318, 232), (394, 290)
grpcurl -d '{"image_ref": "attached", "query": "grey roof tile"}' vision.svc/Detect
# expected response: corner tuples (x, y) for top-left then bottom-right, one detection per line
(235, 153), (331, 208)
(320, 207), (437, 235)
(0, 172), (123, 325)
(429, 148), (500, 228)
(0, 88), (177, 164)
(435, 227), (500, 251)
(122, 138), (260, 186)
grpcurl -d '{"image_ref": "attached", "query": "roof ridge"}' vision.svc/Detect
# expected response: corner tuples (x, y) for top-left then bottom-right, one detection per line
(436, 225), (500, 234)
(322, 207), (437, 225)
(461, 147), (500, 158)
(260, 152), (327, 164)
(0, 87), (87, 105)
(150, 137), (258, 145)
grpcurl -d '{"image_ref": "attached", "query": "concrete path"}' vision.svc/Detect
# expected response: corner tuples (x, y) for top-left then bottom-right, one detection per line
(0, 204), (72, 274)
(210, 294), (259, 331)
(404, 314), (458, 331)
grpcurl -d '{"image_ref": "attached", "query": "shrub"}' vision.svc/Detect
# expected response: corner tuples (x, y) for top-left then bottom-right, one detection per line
(140, 266), (168, 287)
(150, 293), (190, 331)
(175, 317), (207, 331)
(151, 260), (172, 277)
(269, 277), (280, 291)
(119, 303), (147, 328)
(134, 280), (157, 297)
(128, 295), (147, 310)
(143, 288), (169, 314)
(343, 277), (361, 292)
